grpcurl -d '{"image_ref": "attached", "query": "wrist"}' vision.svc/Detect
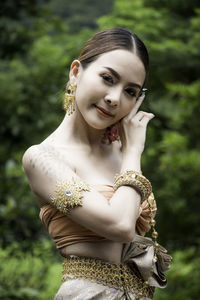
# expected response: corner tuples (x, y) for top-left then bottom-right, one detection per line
(121, 150), (142, 173)
(122, 146), (143, 157)
(113, 170), (152, 203)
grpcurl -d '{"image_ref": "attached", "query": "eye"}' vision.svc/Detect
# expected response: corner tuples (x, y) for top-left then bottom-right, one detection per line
(125, 87), (137, 98)
(100, 73), (114, 84)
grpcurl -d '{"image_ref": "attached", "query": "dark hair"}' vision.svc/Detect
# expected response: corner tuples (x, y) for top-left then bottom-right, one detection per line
(78, 28), (149, 76)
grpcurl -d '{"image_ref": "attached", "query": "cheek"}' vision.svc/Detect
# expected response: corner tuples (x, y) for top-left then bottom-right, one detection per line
(76, 77), (105, 102)
(87, 77), (106, 96)
(119, 100), (136, 119)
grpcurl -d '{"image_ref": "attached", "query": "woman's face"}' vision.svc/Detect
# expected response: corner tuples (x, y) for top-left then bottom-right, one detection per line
(71, 49), (146, 129)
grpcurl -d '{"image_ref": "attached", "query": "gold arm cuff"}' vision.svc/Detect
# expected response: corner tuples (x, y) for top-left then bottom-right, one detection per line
(114, 170), (152, 203)
(51, 177), (90, 214)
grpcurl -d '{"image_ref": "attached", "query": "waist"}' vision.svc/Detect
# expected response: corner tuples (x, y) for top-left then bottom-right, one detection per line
(61, 240), (124, 263)
(62, 255), (154, 299)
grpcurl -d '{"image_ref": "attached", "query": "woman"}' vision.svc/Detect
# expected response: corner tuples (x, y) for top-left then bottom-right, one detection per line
(23, 28), (171, 299)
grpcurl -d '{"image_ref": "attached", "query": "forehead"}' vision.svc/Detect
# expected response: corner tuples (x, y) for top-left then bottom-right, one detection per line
(88, 49), (146, 86)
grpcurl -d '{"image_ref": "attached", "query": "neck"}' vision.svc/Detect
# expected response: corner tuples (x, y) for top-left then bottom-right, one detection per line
(59, 110), (106, 151)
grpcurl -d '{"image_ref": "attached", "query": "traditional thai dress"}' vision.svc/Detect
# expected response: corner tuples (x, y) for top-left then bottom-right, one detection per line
(40, 185), (171, 299)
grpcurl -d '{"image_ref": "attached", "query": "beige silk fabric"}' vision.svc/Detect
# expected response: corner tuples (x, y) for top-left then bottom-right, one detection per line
(40, 185), (156, 248)
(54, 234), (172, 300)
(61, 256), (154, 299)
(41, 185), (170, 299)
(121, 235), (172, 288)
(54, 277), (153, 300)
(54, 234), (172, 299)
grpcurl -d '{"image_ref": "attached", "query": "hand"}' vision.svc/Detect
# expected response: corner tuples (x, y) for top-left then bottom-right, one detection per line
(119, 95), (155, 155)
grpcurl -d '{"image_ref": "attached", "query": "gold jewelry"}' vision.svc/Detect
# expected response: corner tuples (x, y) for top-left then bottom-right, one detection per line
(63, 84), (76, 115)
(147, 192), (159, 263)
(51, 177), (90, 214)
(114, 170), (152, 203)
(62, 256), (154, 299)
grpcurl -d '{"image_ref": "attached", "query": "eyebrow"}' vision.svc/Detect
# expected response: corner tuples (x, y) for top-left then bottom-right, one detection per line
(103, 66), (142, 90)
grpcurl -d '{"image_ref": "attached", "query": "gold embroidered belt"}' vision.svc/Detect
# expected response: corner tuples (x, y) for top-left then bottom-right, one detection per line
(62, 256), (154, 299)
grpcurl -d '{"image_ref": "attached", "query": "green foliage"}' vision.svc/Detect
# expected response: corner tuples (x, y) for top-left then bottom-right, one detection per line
(1, 0), (200, 298)
(0, 2), (94, 246)
(0, 0), (50, 59)
(0, 241), (61, 300)
(49, 0), (114, 32)
(1, 241), (199, 300)
(98, 0), (200, 248)
(155, 246), (200, 300)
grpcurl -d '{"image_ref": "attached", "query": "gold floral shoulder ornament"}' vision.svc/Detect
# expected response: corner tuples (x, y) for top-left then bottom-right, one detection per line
(51, 177), (90, 214)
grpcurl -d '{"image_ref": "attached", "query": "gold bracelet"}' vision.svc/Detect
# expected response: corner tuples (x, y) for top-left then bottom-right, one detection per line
(50, 177), (90, 214)
(114, 170), (152, 203)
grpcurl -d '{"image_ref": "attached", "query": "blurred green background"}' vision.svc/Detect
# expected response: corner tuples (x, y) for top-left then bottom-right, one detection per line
(0, 0), (200, 299)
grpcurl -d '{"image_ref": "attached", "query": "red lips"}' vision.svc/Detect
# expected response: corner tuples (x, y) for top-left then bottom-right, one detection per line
(94, 105), (115, 118)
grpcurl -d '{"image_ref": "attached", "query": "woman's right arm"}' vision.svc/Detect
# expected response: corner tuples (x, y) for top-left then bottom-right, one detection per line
(23, 106), (154, 243)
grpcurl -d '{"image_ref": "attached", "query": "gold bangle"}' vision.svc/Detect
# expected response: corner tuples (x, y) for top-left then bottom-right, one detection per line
(50, 177), (90, 214)
(114, 170), (152, 203)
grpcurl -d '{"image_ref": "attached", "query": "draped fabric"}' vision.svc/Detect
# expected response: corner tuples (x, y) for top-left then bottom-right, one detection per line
(54, 277), (152, 300)
(40, 185), (156, 249)
(39, 184), (171, 299)
(121, 235), (172, 288)
(54, 235), (171, 299)
(136, 200), (157, 236)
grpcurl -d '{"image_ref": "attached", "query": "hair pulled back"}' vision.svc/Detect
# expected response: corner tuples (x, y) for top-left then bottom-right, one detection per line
(78, 28), (149, 74)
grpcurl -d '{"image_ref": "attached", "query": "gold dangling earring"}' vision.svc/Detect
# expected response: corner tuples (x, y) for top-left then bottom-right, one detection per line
(63, 84), (76, 115)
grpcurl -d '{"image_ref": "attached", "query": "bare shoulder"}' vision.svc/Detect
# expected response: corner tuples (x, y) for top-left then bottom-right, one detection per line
(22, 143), (62, 175)
(22, 142), (76, 202)
(23, 142), (75, 182)
(22, 145), (41, 174)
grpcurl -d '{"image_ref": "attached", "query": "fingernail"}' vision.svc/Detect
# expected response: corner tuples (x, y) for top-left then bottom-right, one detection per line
(141, 88), (148, 97)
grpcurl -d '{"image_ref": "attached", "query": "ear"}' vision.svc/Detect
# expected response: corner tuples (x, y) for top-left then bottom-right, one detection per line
(69, 60), (82, 83)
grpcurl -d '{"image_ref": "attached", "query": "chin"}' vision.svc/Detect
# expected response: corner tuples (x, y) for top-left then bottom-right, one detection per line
(80, 110), (116, 130)
(88, 116), (119, 130)
(88, 121), (108, 130)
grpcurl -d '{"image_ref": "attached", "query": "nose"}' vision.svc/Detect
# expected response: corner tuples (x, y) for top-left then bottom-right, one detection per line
(104, 88), (121, 107)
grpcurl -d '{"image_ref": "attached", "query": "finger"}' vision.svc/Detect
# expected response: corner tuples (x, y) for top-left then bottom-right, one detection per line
(131, 111), (153, 122)
(140, 114), (155, 126)
(125, 96), (145, 121)
(134, 95), (145, 112)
